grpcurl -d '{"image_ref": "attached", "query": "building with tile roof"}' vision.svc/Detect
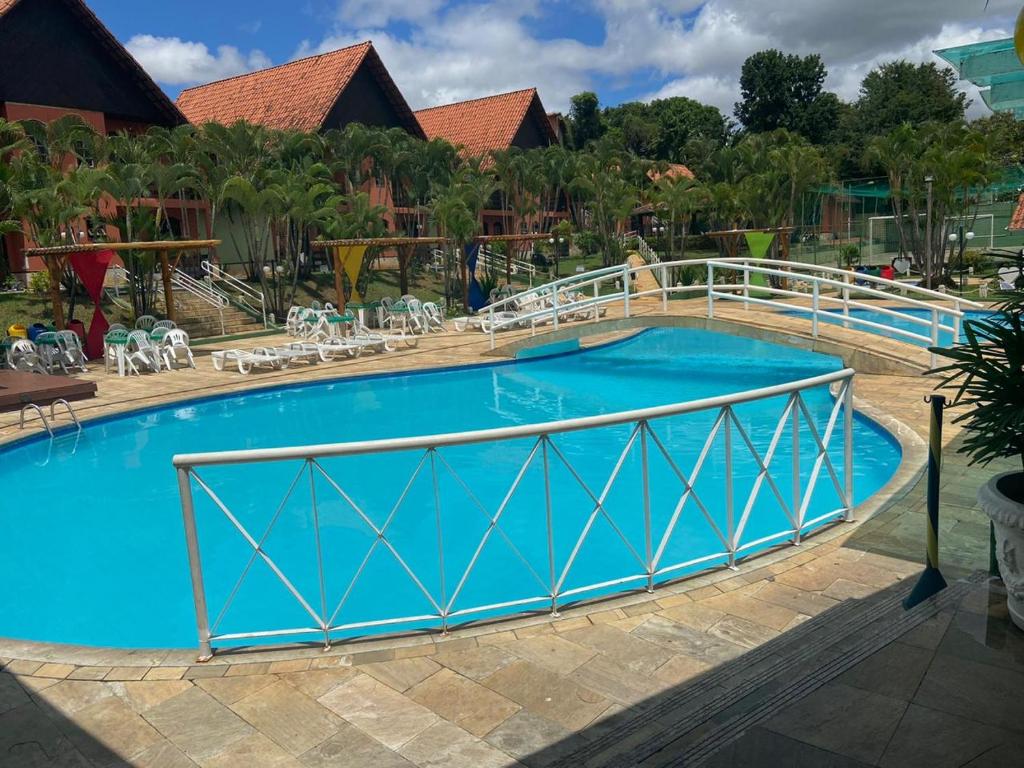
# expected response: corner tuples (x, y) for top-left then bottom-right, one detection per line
(0, 0), (192, 276)
(1009, 192), (1024, 232)
(177, 42), (425, 138)
(414, 88), (557, 156)
(0, 0), (184, 131)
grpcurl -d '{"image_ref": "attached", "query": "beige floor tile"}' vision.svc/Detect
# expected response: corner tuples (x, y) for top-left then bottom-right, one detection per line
(318, 674), (438, 750)
(398, 720), (519, 768)
(229, 680), (341, 756)
(481, 660), (610, 732)
(506, 634), (598, 673)
(408, 668), (520, 737)
(361, 657), (440, 693)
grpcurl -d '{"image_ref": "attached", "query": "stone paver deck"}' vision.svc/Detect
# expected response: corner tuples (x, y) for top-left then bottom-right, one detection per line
(2, 297), (1018, 766)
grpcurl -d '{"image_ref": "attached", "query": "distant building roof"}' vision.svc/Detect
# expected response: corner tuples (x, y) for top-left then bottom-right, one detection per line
(1009, 191), (1024, 231)
(0, 0), (184, 126)
(415, 88), (557, 156)
(177, 42), (424, 137)
(649, 163), (696, 182)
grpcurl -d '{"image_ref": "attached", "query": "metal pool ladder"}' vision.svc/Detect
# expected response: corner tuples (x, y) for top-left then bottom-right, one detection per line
(20, 399), (82, 437)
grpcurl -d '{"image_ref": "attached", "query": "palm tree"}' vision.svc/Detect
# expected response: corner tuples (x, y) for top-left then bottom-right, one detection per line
(653, 174), (708, 278)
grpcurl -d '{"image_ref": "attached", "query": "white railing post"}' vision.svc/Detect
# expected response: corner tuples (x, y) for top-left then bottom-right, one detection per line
(552, 288), (560, 330)
(177, 467), (213, 661)
(542, 436), (558, 617)
(593, 280), (600, 323)
(792, 399), (802, 544)
(724, 408), (736, 568)
(930, 308), (939, 368)
(811, 281), (820, 339)
(640, 421), (653, 592)
(843, 376), (855, 522)
(742, 261), (750, 310)
(953, 300), (962, 344)
(622, 263), (631, 318)
(842, 275), (850, 329)
(706, 263), (714, 319)
(488, 306), (496, 350)
(661, 263), (668, 311)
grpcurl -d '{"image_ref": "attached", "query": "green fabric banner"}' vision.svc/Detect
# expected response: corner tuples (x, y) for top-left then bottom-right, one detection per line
(744, 232), (776, 259)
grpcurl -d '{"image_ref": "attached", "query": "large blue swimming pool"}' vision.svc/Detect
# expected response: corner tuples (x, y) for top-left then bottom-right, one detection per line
(0, 329), (901, 649)
(785, 307), (995, 346)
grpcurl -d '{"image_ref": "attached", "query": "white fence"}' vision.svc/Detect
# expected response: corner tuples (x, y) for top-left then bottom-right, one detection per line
(483, 257), (985, 365)
(173, 368), (855, 658)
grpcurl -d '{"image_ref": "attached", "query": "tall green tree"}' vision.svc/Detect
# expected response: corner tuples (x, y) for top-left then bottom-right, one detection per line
(734, 50), (840, 144)
(855, 61), (967, 138)
(568, 92), (603, 150)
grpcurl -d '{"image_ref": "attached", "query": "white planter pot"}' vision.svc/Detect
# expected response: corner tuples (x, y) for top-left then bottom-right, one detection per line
(978, 471), (1024, 630)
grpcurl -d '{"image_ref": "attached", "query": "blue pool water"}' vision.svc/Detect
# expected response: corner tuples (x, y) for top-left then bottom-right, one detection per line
(0, 329), (901, 649)
(785, 307), (996, 346)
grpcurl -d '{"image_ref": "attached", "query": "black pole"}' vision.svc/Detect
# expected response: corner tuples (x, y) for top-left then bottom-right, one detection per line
(904, 395), (949, 609)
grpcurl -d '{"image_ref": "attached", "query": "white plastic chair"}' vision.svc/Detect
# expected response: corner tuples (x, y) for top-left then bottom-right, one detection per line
(161, 328), (195, 369)
(56, 331), (88, 372)
(9, 339), (46, 374)
(153, 319), (176, 330)
(134, 315), (157, 331)
(126, 330), (161, 372)
(108, 323), (127, 332)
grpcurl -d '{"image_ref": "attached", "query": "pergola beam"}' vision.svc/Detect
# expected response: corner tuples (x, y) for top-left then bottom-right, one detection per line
(23, 239), (220, 329)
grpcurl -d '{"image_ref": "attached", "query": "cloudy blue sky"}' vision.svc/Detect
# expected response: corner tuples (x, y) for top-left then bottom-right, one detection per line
(91, 0), (1019, 118)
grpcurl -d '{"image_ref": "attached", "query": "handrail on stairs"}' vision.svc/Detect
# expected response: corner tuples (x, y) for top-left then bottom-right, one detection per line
(201, 260), (268, 328)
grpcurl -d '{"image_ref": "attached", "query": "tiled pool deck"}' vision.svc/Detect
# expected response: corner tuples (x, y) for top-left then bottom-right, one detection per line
(1, 299), (1020, 767)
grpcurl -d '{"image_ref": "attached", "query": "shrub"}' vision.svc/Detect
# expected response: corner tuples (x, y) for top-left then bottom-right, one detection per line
(28, 270), (50, 295)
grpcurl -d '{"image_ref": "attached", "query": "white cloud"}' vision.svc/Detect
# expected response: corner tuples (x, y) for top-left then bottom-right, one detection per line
(299, 0), (1015, 119)
(126, 34), (272, 86)
(335, 0), (445, 28)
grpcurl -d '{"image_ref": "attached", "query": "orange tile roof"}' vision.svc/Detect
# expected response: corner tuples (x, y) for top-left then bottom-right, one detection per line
(0, 0), (184, 125)
(177, 42), (423, 136)
(415, 88), (556, 156)
(649, 163), (696, 182)
(1010, 191), (1024, 231)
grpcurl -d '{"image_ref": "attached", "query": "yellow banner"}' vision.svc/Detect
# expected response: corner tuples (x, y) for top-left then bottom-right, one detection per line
(334, 245), (368, 303)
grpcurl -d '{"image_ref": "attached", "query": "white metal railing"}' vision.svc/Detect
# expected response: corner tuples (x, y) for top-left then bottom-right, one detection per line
(478, 245), (537, 280)
(483, 257), (985, 365)
(173, 368), (854, 658)
(201, 260), (268, 328)
(171, 268), (227, 335)
(620, 231), (659, 263)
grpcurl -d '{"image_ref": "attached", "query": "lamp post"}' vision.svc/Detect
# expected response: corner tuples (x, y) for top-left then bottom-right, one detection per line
(925, 175), (935, 289)
(948, 226), (975, 295)
(548, 235), (566, 277)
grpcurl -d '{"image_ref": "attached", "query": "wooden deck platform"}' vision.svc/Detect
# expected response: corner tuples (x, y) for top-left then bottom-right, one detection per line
(0, 370), (97, 413)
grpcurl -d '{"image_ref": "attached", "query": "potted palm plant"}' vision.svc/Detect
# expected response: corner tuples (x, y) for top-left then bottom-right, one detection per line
(930, 295), (1024, 628)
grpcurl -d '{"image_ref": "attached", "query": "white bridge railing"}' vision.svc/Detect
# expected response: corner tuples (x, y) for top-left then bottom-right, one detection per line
(173, 368), (855, 658)
(484, 257), (985, 365)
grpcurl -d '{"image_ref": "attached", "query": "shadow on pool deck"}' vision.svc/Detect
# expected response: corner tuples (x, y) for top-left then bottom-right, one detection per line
(517, 575), (1024, 768)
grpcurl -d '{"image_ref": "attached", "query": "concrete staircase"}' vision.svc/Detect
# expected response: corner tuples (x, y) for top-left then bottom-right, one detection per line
(153, 289), (265, 339)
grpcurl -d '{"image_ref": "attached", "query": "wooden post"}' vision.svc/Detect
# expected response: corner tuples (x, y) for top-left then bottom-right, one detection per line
(48, 256), (65, 330)
(160, 250), (176, 323)
(332, 247), (346, 314)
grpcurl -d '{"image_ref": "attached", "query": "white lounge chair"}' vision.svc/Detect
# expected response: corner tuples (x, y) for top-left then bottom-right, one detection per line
(357, 319), (417, 349)
(161, 329), (195, 369)
(273, 343), (321, 365)
(314, 337), (363, 361)
(421, 302), (446, 332)
(211, 347), (290, 374)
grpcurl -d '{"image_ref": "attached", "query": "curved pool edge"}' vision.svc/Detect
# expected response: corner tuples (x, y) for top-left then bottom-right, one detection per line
(0, 384), (927, 670)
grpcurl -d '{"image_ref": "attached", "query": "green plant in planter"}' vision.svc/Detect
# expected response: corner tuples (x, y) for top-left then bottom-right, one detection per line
(929, 295), (1024, 481)
(929, 294), (1024, 628)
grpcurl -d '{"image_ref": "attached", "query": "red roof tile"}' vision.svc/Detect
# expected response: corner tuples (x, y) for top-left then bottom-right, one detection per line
(176, 42), (423, 137)
(1010, 191), (1024, 231)
(415, 88), (556, 156)
(649, 163), (696, 182)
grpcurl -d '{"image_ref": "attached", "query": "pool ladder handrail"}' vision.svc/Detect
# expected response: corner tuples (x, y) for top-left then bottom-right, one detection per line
(19, 399), (82, 437)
